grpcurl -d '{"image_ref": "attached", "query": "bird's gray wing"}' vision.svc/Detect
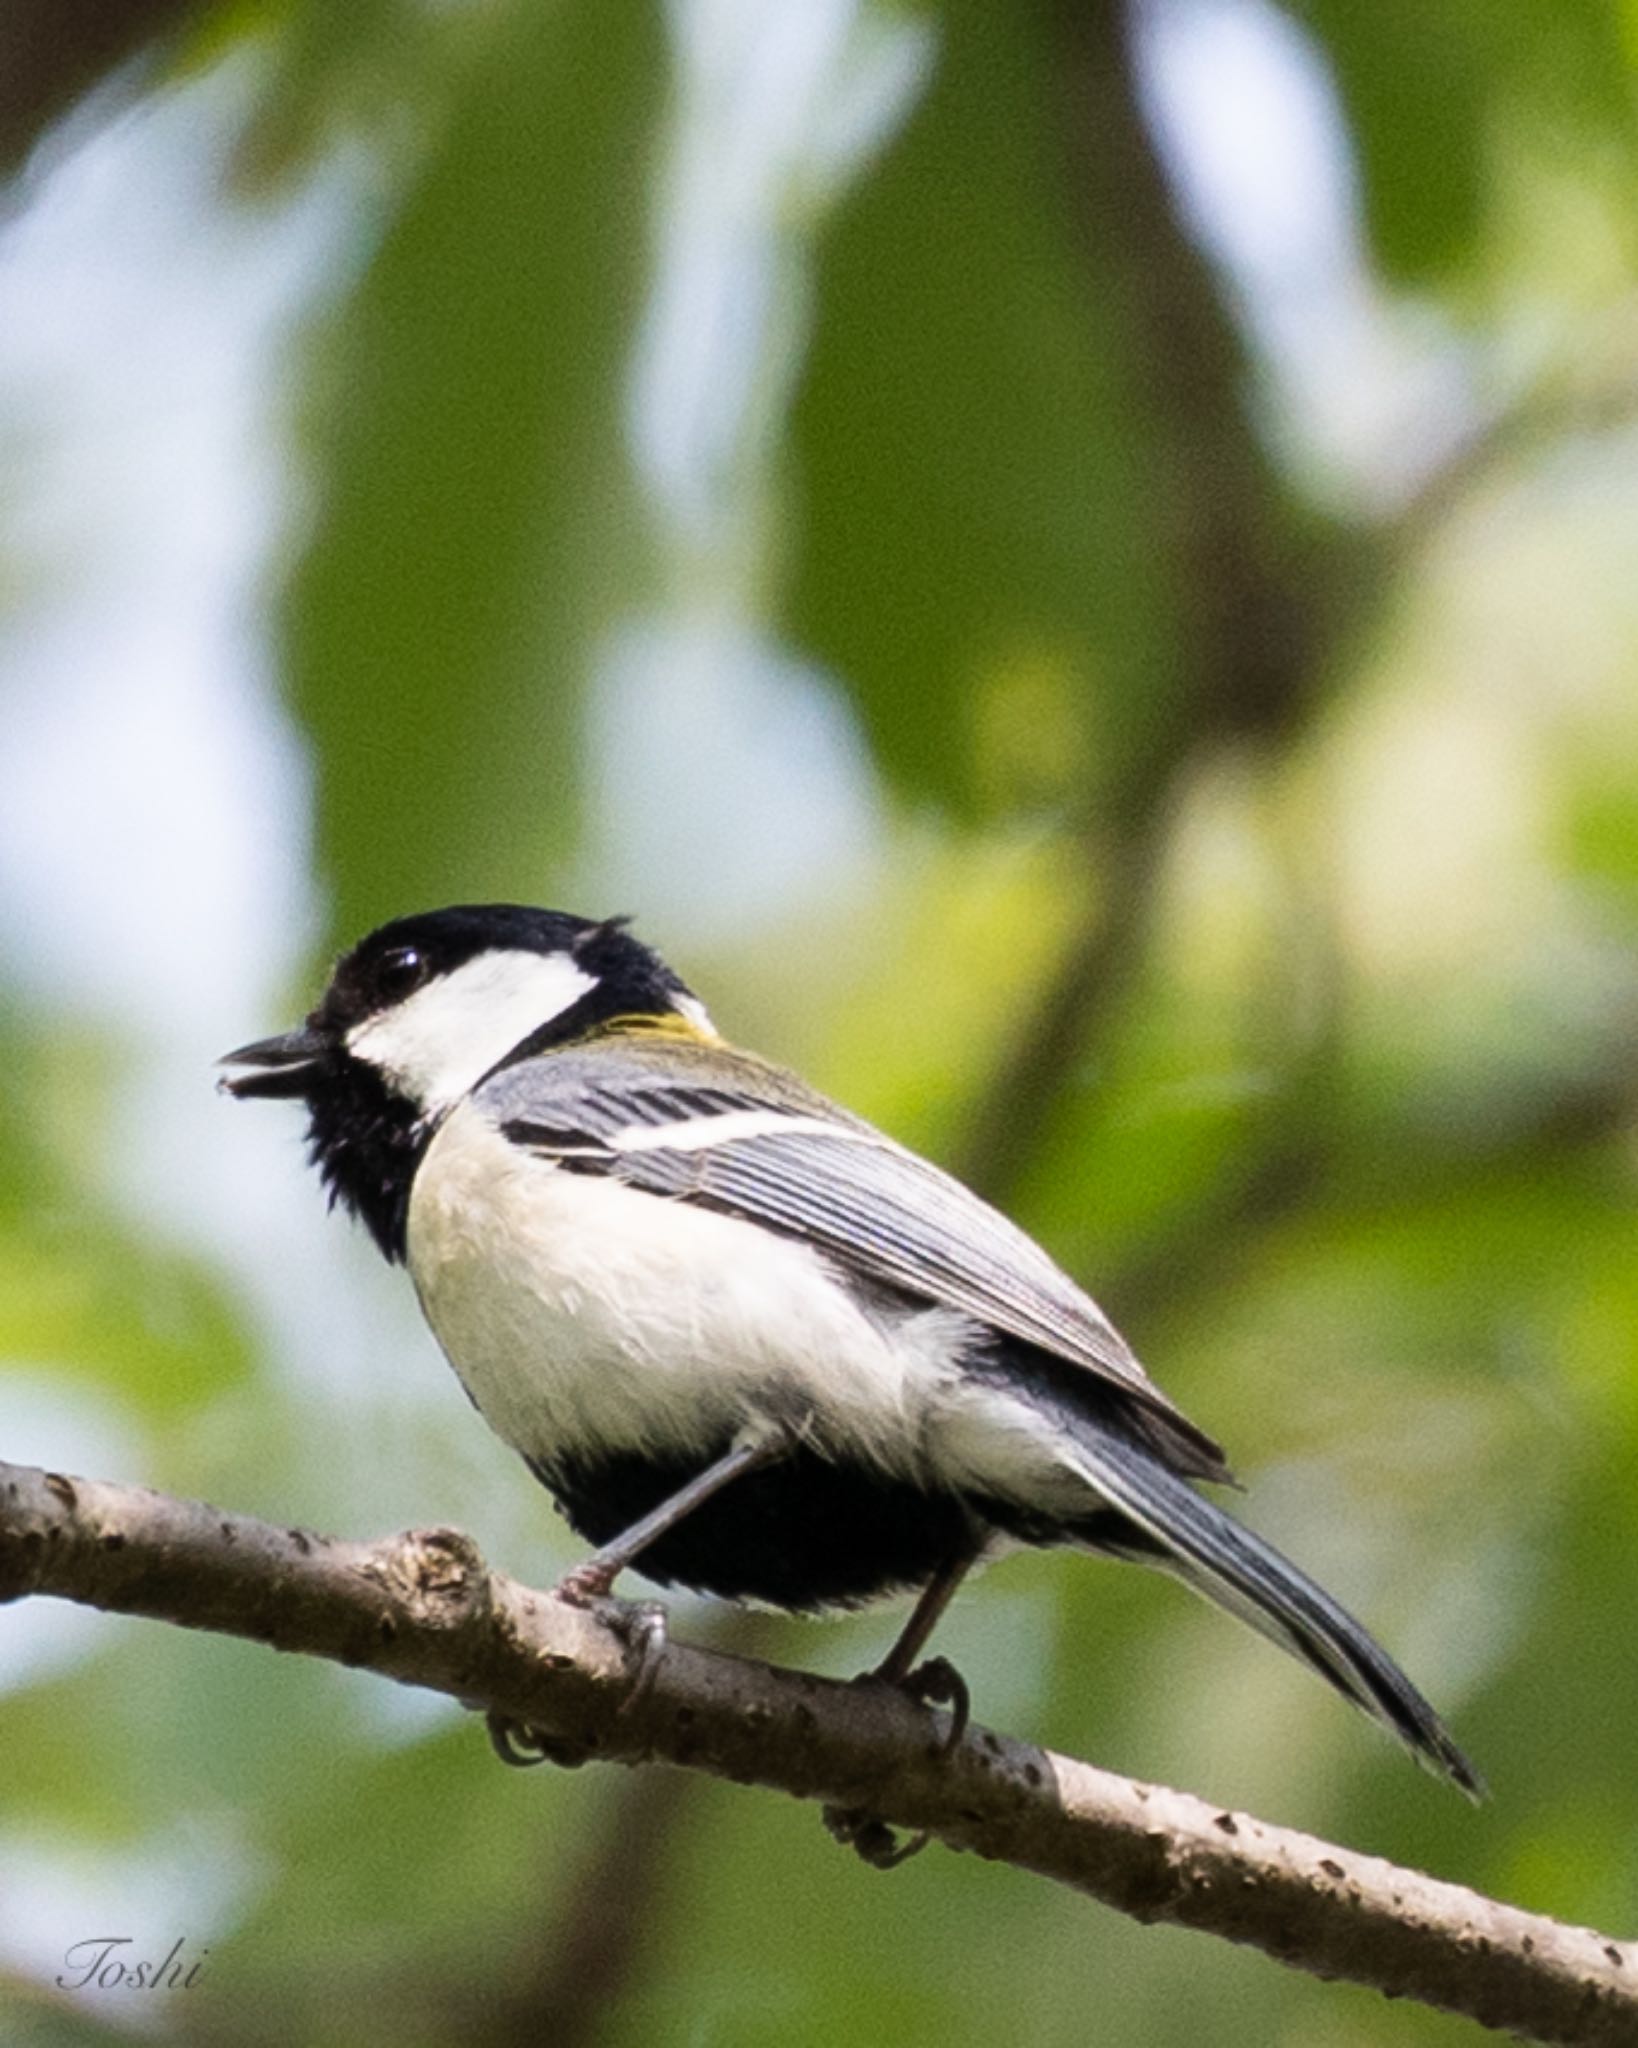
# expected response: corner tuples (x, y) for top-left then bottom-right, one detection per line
(479, 1043), (1228, 1479)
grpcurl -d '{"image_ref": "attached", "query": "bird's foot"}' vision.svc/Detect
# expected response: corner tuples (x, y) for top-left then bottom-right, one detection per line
(553, 1558), (620, 1607)
(485, 1710), (591, 1770)
(553, 1551), (671, 1708)
(484, 1591), (669, 1766)
(821, 1654), (972, 1869)
(605, 1597), (670, 1715)
(893, 1654), (971, 1754)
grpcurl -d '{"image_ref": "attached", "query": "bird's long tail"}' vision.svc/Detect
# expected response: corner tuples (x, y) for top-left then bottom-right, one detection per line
(1064, 1423), (1483, 1797)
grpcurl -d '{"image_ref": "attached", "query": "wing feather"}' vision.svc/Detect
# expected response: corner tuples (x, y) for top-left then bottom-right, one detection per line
(479, 1041), (1228, 1479)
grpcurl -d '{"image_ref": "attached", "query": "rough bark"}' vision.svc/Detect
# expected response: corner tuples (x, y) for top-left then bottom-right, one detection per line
(2, 1457), (1632, 2044)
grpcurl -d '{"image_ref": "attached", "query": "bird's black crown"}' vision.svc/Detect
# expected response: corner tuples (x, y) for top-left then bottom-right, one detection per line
(317, 904), (688, 1037)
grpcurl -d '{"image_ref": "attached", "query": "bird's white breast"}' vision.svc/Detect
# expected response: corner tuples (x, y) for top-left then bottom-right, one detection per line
(404, 1100), (977, 1477)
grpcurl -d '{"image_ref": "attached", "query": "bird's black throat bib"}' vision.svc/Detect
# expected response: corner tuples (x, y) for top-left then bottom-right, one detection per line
(304, 1054), (433, 1262)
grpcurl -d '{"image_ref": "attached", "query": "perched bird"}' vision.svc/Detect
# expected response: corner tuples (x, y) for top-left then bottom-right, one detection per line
(222, 903), (1479, 1795)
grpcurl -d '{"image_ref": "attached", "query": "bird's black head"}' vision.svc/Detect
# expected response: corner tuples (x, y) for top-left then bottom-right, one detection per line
(220, 904), (707, 1259)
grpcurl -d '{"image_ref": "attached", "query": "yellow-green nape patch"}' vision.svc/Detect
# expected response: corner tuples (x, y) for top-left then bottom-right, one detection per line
(594, 1009), (722, 1047)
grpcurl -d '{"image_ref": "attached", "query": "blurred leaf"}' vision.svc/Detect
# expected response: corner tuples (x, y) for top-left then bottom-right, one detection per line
(203, 1721), (594, 2046)
(1558, 769), (1638, 916)
(719, 828), (1082, 1158)
(1293, 0), (1636, 280)
(783, 2), (1171, 817)
(221, 0), (448, 189)
(0, 1033), (248, 1414)
(0, 1213), (248, 1415)
(282, 0), (665, 944)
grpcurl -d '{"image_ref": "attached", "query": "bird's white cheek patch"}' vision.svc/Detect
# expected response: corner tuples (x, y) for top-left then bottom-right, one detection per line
(347, 950), (596, 1114)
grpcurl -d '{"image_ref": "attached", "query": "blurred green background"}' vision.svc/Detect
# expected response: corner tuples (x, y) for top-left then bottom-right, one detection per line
(1, 1), (1635, 2042)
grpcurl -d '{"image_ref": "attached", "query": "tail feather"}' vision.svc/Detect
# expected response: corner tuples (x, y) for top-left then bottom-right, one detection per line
(1062, 1426), (1484, 1798)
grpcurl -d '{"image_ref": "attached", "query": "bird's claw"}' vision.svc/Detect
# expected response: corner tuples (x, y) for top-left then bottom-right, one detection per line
(820, 1653), (972, 1870)
(897, 1654), (971, 1757)
(822, 1805), (931, 1869)
(485, 1710), (591, 1769)
(484, 1593), (669, 1765)
(607, 1597), (669, 1714)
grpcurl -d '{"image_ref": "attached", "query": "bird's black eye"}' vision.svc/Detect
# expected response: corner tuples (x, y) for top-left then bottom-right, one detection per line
(372, 945), (428, 1003)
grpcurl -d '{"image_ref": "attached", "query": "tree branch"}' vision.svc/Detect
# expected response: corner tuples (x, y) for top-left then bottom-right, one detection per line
(959, 0), (1346, 1208)
(2, 1459), (1632, 2042)
(955, 796), (1177, 1203)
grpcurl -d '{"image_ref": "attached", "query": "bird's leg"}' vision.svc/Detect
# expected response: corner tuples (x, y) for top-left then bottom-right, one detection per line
(823, 1547), (979, 1869)
(884, 1548), (974, 1695)
(488, 1429), (784, 1768)
(553, 1430), (785, 1605)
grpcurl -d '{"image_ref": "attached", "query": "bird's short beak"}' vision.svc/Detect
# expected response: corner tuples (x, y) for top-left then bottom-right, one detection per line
(218, 1025), (328, 1100)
